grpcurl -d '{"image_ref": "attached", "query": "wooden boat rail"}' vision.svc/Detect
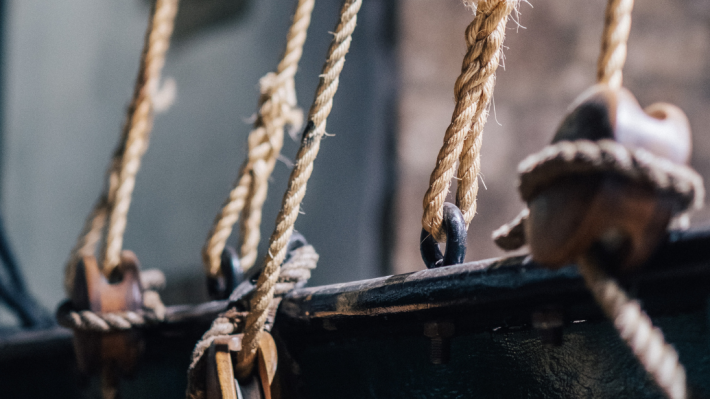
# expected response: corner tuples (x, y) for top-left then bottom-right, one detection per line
(2, 227), (710, 398)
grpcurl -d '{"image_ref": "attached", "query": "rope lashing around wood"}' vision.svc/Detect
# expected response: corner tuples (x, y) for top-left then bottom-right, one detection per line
(493, 0), (636, 248)
(421, 0), (517, 243)
(186, 244), (318, 399)
(493, 139), (704, 249)
(56, 268), (167, 332)
(202, 0), (315, 277)
(493, 0), (691, 395)
(63, 0), (178, 295)
(597, 0), (635, 88)
(578, 258), (686, 399)
(232, 0), (363, 380)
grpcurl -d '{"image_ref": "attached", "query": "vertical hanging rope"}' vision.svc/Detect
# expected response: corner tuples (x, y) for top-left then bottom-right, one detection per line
(597, 0), (634, 88)
(102, 0), (179, 273)
(587, 1), (687, 397)
(234, 0), (363, 378)
(202, 0), (314, 276)
(421, 0), (516, 242)
(64, 0), (178, 292)
(578, 259), (686, 399)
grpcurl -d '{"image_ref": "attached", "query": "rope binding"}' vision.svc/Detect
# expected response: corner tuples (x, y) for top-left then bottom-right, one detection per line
(493, 63), (700, 399)
(421, 0), (517, 244)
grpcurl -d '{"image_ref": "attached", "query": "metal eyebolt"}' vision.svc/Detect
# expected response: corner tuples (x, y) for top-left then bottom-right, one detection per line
(420, 202), (467, 269)
(207, 245), (244, 300)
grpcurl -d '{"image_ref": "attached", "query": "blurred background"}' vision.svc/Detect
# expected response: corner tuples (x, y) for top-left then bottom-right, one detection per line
(1, 0), (710, 328)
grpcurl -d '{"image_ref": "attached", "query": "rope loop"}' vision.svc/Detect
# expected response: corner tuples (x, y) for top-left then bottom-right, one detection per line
(202, 0), (315, 277)
(421, 0), (516, 243)
(64, 0), (179, 293)
(103, 0), (179, 274)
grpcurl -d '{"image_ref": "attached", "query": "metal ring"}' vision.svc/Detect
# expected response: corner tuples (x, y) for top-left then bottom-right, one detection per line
(207, 245), (244, 300)
(420, 202), (467, 269)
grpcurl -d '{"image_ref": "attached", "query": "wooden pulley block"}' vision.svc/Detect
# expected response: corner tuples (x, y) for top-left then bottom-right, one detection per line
(206, 335), (242, 399)
(70, 251), (144, 378)
(256, 331), (278, 399)
(518, 84), (703, 271)
(205, 332), (278, 399)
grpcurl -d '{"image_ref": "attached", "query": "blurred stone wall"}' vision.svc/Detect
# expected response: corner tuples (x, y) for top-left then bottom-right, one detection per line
(395, 0), (710, 273)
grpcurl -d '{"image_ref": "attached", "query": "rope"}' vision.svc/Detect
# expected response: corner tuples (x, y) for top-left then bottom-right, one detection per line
(202, 0), (314, 277)
(186, 245), (318, 399)
(234, 0), (363, 379)
(594, 4), (687, 397)
(56, 269), (167, 332)
(578, 258), (686, 399)
(421, 0), (516, 242)
(56, 269), (166, 333)
(103, 0), (179, 273)
(64, 0), (178, 293)
(597, 0), (634, 88)
(517, 139), (704, 208)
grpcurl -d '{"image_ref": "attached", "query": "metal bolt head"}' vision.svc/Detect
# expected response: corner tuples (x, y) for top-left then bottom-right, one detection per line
(423, 321), (455, 339)
(424, 321), (455, 365)
(532, 309), (564, 346)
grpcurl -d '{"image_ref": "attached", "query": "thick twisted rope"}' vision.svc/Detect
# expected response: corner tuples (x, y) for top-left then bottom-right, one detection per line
(578, 258), (686, 399)
(64, 0), (178, 294)
(493, 138), (705, 250)
(421, 0), (516, 242)
(202, 0), (314, 276)
(186, 245), (318, 399)
(593, 3), (687, 396)
(103, 0), (179, 273)
(234, 0), (362, 378)
(597, 0), (634, 88)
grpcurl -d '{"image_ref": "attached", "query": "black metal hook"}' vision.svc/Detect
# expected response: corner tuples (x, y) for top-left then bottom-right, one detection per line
(420, 203), (467, 269)
(211, 231), (309, 302)
(207, 245), (244, 300)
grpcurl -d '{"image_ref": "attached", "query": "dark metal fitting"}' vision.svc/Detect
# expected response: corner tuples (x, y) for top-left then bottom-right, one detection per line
(207, 245), (244, 300)
(532, 309), (564, 346)
(423, 321), (455, 365)
(420, 202), (467, 269)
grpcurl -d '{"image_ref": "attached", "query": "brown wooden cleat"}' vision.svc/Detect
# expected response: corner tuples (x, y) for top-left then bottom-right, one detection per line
(494, 85), (704, 271)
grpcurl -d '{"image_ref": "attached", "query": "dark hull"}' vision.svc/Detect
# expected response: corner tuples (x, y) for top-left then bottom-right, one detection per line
(2, 229), (710, 398)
